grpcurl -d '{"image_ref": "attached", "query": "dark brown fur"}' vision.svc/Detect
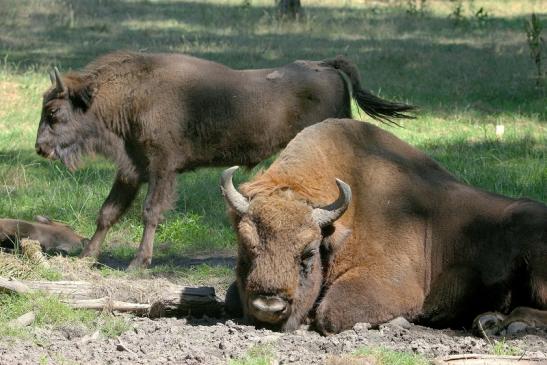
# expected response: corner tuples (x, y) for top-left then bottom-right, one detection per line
(34, 52), (413, 268)
(0, 216), (86, 254)
(225, 118), (547, 334)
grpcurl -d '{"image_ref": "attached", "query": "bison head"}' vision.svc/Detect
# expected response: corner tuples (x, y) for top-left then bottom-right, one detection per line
(35, 68), (97, 171)
(221, 166), (352, 331)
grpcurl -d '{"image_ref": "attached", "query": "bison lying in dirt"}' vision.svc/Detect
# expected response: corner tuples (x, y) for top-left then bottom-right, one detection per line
(35, 52), (413, 269)
(221, 118), (547, 335)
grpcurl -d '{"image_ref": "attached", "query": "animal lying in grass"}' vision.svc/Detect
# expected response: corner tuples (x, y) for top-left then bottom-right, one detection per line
(221, 118), (547, 335)
(0, 216), (87, 254)
(35, 51), (413, 269)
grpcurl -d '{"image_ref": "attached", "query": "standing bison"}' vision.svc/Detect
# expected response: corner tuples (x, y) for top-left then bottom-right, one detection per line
(35, 52), (413, 268)
(221, 118), (547, 335)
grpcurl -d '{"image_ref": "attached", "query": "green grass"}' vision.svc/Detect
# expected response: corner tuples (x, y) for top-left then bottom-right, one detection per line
(0, 0), (546, 341)
(354, 347), (430, 365)
(0, 292), (129, 340)
(491, 338), (523, 356)
(229, 345), (276, 365)
(1, 0), (545, 267)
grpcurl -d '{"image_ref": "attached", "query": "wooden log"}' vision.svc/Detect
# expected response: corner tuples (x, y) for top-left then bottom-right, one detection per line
(0, 277), (32, 294)
(0, 276), (223, 317)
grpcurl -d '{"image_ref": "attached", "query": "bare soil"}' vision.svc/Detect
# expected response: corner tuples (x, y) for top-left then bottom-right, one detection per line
(1, 310), (546, 364)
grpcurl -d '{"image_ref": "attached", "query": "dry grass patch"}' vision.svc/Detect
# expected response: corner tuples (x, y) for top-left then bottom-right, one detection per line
(0, 81), (21, 117)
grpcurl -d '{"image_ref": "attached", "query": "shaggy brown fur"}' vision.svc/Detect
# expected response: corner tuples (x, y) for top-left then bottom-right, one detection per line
(34, 52), (413, 268)
(0, 216), (86, 254)
(224, 118), (547, 334)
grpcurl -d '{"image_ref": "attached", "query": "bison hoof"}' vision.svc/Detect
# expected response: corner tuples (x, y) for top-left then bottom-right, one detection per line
(127, 256), (152, 270)
(472, 312), (505, 337)
(80, 247), (100, 259)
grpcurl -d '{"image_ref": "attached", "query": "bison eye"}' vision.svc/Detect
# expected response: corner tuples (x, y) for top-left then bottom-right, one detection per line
(300, 248), (317, 275)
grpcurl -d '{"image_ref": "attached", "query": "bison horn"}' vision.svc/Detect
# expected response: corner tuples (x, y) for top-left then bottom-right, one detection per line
(312, 179), (352, 227)
(53, 67), (66, 93)
(220, 166), (249, 215)
(49, 71), (55, 85)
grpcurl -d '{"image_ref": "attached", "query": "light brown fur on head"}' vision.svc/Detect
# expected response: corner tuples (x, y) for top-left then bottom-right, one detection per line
(224, 118), (547, 335)
(233, 190), (324, 331)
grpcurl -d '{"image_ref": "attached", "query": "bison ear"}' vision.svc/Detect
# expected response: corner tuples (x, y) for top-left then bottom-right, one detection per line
(68, 79), (96, 111)
(321, 223), (351, 254)
(35, 215), (53, 225)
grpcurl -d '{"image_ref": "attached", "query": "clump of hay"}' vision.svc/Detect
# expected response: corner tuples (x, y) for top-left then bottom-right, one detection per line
(0, 81), (21, 117)
(0, 251), (40, 280)
(0, 242), (101, 282)
(48, 255), (103, 281)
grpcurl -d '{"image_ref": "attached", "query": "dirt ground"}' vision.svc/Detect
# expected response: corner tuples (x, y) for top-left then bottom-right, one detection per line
(1, 308), (546, 364)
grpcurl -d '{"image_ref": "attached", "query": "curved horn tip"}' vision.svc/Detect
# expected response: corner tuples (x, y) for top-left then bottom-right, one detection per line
(53, 66), (66, 92)
(335, 178), (352, 203)
(312, 178), (352, 227)
(220, 166), (240, 187)
(220, 166), (249, 215)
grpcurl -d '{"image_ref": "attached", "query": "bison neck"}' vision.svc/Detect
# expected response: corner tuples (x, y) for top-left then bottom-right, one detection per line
(91, 122), (140, 180)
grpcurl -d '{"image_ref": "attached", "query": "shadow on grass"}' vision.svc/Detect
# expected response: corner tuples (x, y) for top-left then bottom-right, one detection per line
(1, 0), (545, 119)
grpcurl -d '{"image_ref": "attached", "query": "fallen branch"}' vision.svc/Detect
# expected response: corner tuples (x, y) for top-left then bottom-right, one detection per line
(0, 276), (223, 317)
(67, 297), (151, 313)
(433, 354), (545, 364)
(8, 311), (35, 328)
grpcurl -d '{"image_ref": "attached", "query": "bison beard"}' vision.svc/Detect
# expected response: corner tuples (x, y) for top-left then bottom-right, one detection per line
(34, 52), (413, 269)
(222, 118), (547, 335)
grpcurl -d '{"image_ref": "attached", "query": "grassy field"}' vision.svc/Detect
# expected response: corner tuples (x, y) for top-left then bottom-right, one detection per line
(0, 0), (546, 349)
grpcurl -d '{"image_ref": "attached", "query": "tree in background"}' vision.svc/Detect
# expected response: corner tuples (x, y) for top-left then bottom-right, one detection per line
(277, 0), (302, 19)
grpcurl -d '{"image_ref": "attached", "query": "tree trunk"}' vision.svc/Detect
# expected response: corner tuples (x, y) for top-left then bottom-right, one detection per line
(277, 0), (302, 19)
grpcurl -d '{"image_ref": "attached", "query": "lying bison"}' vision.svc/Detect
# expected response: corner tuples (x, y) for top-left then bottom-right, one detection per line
(0, 216), (87, 254)
(221, 118), (547, 335)
(35, 52), (413, 268)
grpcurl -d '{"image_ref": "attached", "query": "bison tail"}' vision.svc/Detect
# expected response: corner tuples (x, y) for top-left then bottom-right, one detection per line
(322, 56), (416, 126)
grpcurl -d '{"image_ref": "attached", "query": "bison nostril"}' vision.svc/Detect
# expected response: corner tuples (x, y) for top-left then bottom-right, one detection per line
(251, 296), (287, 314)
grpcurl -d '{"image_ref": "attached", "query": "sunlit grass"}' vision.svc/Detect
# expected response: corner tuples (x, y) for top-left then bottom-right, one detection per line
(1, 0), (545, 268)
(0, 292), (130, 340)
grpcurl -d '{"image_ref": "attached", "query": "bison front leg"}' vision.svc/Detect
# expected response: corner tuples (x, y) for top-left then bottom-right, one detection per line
(128, 170), (177, 270)
(315, 266), (424, 335)
(81, 172), (141, 259)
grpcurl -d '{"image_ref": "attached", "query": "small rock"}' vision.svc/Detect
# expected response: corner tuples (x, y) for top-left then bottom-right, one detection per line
(386, 317), (411, 329)
(353, 322), (371, 333)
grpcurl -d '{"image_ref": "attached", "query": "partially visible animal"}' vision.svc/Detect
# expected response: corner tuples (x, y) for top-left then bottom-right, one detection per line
(473, 307), (547, 337)
(221, 118), (547, 335)
(0, 216), (87, 254)
(34, 52), (413, 269)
